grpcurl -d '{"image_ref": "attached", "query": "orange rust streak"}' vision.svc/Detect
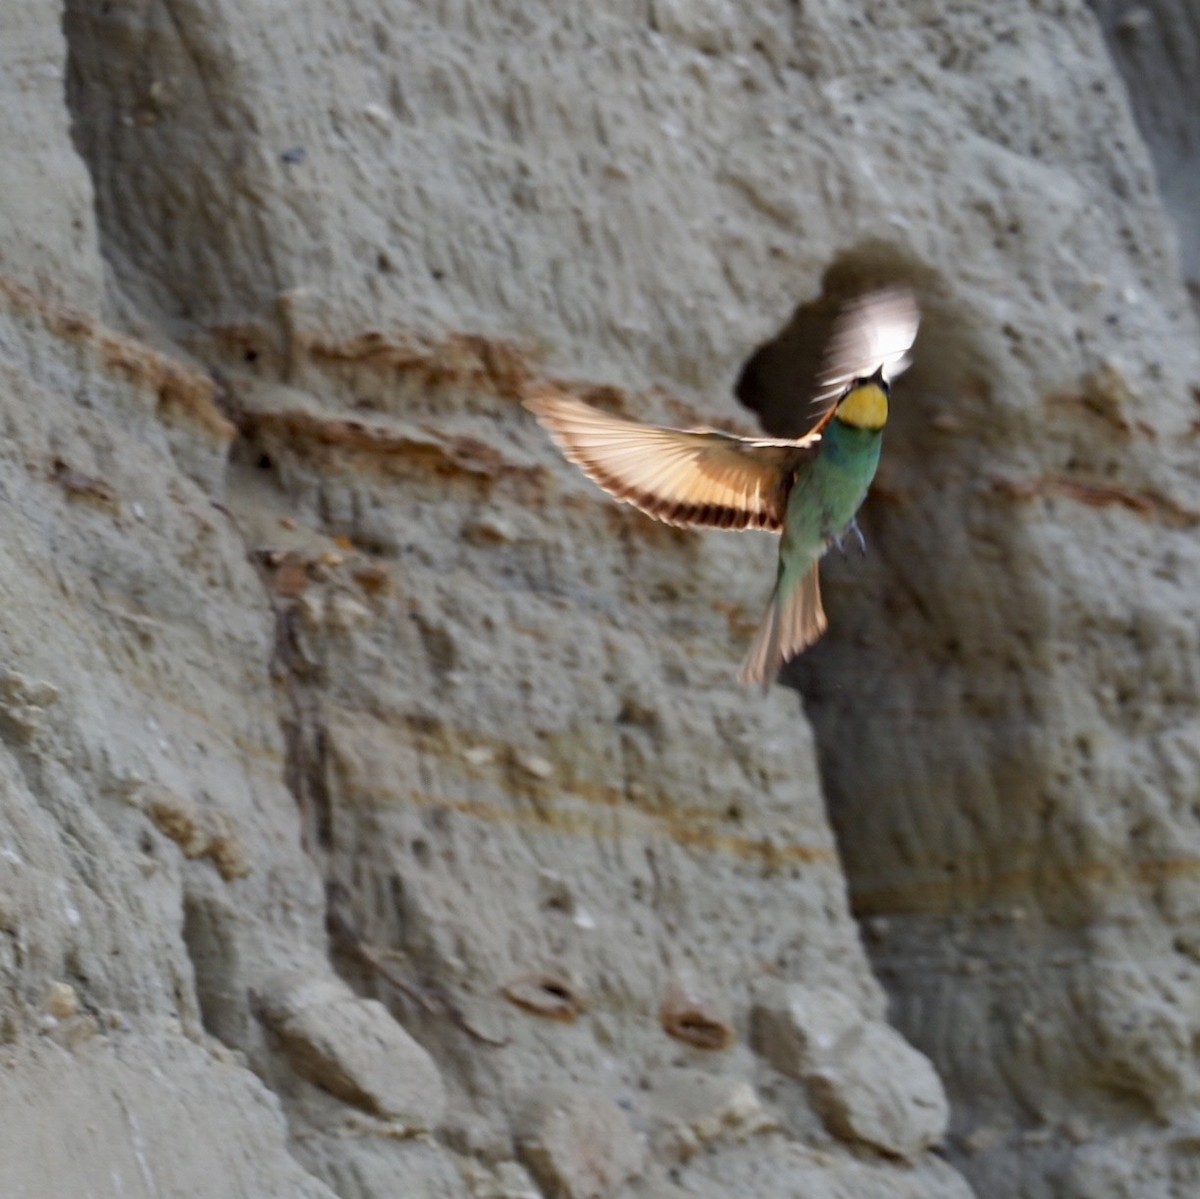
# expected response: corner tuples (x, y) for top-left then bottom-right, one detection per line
(373, 716), (760, 829)
(294, 328), (535, 400)
(991, 473), (1199, 527)
(0, 274), (233, 441)
(395, 788), (835, 866)
(850, 855), (1200, 916)
(209, 317), (719, 432)
(1044, 393), (1133, 436)
(242, 409), (536, 480)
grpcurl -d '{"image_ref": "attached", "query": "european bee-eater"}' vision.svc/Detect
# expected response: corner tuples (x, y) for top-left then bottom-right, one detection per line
(525, 289), (919, 688)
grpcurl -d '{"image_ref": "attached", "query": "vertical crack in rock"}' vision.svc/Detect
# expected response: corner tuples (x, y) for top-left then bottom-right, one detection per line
(55, 10), (442, 1193)
(62, 0), (286, 327)
(209, 494), (334, 858)
(1088, 0), (1200, 306)
(216, 468), (508, 1052)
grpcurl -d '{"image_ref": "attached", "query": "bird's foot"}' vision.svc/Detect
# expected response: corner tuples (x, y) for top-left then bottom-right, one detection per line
(833, 520), (867, 557)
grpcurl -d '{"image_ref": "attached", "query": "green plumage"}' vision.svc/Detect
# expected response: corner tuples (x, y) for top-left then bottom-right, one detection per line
(738, 413), (884, 688)
(782, 418), (882, 564)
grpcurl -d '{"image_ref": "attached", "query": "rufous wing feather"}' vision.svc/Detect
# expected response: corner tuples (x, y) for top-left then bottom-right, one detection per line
(525, 390), (813, 532)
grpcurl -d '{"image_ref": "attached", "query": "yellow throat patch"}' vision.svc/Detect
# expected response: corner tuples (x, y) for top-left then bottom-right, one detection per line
(834, 381), (889, 430)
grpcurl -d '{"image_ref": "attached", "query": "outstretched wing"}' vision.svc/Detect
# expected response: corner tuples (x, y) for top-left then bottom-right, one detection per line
(809, 287), (922, 421)
(525, 390), (812, 531)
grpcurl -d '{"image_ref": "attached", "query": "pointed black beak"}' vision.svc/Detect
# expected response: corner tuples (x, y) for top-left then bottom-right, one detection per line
(870, 363), (886, 385)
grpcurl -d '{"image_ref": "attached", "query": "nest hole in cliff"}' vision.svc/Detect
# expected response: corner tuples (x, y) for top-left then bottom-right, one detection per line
(733, 245), (979, 700)
(735, 242), (937, 436)
(735, 244), (1005, 899)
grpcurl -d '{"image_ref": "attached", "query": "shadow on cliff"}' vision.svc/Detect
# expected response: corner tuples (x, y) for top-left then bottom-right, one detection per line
(736, 245), (1077, 1138)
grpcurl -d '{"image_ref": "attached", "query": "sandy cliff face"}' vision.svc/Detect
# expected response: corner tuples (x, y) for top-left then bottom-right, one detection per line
(0, 2), (1196, 1197)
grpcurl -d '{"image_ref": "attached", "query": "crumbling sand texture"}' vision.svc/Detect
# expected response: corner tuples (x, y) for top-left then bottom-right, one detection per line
(0, 2), (1196, 1197)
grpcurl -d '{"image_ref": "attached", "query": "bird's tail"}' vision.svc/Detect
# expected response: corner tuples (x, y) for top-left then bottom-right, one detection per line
(737, 564), (827, 690)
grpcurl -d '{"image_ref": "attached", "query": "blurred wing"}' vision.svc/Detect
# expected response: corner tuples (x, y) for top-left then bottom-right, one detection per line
(526, 391), (809, 531)
(810, 287), (922, 413)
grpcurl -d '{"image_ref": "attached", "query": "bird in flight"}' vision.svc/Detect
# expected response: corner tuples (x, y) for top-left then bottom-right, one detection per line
(525, 288), (920, 688)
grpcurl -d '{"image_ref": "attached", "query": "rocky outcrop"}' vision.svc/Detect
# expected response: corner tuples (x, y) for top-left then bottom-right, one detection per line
(0, 2), (1196, 1197)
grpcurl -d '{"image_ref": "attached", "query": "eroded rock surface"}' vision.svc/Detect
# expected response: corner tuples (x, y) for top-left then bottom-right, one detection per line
(753, 980), (950, 1159)
(0, 2), (1196, 1198)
